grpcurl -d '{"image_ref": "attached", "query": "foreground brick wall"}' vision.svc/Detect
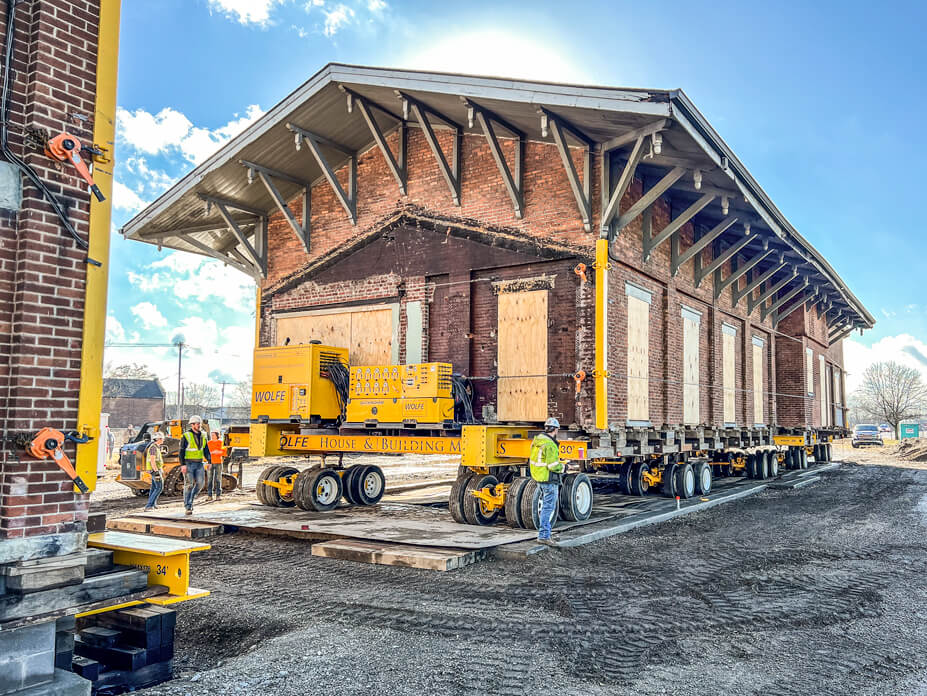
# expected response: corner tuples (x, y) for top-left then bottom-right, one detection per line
(0, 0), (100, 540)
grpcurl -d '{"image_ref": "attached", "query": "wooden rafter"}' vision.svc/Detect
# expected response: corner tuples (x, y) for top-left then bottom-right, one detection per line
(643, 192), (714, 262)
(397, 91), (462, 205)
(671, 216), (737, 276)
(601, 135), (646, 237)
(763, 277), (808, 323)
(197, 194), (267, 277)
(341, 86), (407, 195)
(287, 123), (357, 225)
(732, 256), (786, 308)
(613, 166), (686, 234)
(241, 159), (311, 253)
(465, 98), (525, 218)
(703, 233), (761, 291)
(540, 107), (594, 232)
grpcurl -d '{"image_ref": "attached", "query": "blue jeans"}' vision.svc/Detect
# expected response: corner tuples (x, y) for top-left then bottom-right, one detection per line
(538, 482), (559, 540)
(206, 462), (222, 497)
(145, 473), (163, 509)
(183, 461), (206, 510)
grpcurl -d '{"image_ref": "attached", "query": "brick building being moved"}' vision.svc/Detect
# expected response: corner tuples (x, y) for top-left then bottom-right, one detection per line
(124, 64), (874, 498)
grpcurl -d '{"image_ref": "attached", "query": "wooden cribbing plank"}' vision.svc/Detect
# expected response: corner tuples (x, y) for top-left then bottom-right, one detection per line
(311, 539), (485, 572)
(147, 520), (223, 539)
(106, 518), (150, 533)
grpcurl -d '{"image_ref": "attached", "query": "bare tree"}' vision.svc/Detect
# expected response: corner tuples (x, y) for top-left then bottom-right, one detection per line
(853, 361), (927, 436)
(104, 362), (156, 379)
(182, 382), (219, 412)
(228, 378), (252, 408)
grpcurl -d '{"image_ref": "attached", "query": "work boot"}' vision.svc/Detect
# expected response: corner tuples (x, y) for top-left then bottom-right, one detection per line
(537, 538), (558, 547)
(185, 508), (193, 516)
(206, 496), (214, 502)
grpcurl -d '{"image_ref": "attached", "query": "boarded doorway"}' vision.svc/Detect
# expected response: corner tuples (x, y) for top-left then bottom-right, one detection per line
(497, 290), (548, 422)
(275, 305), (397, 365)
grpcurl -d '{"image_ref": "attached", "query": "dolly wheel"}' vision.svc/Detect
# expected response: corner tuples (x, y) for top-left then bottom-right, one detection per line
(694, 460), (712, 495)
(341, 466), (361, 505)
(504, 477), (529, 528)
(783, 448), (794, 470)
(800, 447), (809, 469)
(255, 465), (277, 505)
(745, 453), (757, 479)
(768, 451), (779, 478)
(462, 474), (501, 526)
(354, 465), (386, 506)
(629, 461), (649, 496)
(449, 474), (472, 524)
(269, 466), (300, 508)
(618, 461), (632, 494)
(825, 443), (832, 462)
(675, 462), (695, 499)
(560, 473), (593, 521)
(304, 469), (342, 512)
(292, 467), (318, 510)
(519, 479), (559, 531)
(757, 452), (769, 480)
(661, 461), (678, 498)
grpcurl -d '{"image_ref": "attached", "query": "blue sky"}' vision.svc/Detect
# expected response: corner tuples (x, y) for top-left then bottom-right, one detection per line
(107, 0), (927, 395)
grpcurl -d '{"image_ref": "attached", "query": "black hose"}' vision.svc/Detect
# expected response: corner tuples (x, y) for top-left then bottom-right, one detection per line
(323, 359), (351, 421)
(0, 0), (97, 263)
(451, 374), (475, 424)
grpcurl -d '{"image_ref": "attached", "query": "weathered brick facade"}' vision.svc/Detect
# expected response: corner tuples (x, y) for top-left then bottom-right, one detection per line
(0, 0), (100, 541)
(257, 119), (850, 434)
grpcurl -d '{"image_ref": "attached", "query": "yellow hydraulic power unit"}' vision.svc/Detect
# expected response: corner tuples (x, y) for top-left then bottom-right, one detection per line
(251, 344), (348, 423)
(345, 362), (454, 427)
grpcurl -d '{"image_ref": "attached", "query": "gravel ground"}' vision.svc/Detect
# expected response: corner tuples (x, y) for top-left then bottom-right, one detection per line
(114, 449), (927, 696)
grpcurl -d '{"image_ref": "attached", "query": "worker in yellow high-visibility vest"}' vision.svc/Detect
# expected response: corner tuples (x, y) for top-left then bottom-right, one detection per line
(180, 415), (208, 516)
(529, 417), (564, 545)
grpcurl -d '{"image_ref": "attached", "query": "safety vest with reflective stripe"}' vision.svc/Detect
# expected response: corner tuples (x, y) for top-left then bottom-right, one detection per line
(145, 443), (163, 472)
(207, 439), (225, 464)
(529, 433), (562, 482)
(183, 431), (206, 461)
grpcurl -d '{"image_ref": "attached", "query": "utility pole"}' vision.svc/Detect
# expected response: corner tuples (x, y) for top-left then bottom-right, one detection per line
(218, 380), (229, 429)
(176, 340), (184, 420)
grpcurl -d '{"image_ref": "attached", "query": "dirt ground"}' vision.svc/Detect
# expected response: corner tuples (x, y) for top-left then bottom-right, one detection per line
(92, 446), (927, 695)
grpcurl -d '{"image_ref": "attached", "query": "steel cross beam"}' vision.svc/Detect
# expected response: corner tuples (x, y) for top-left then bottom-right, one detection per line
(763, 277), (808, 323)
(705, 234), (763, 292)
(397, 91), (462, 205)
(341, 86), (407, 196)
(241, 160), (312, 253)
(197, 194), (267, 277)
(643, 192), (715, 262)
(613, 166), (686, 235)
(601, 135), (646, 238)
(287, 123), (357, 225)
(732, 256), (786, 308)
(539, 107), (595, 232)
(749, 269), (797, 315)
(672, 216), (737, 276)
(464, 98), (525, 218)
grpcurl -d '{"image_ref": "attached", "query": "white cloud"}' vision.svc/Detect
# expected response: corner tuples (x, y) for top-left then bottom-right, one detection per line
(399, 29), (588, 84)
(208, 0), (284, 25)
(125, 157), (175, 192)
(116, 104), (264, 165)
(323, 3), (354, 35)
(105, 315), (126, 343)
(111, 180), (148, 213)
(130, 301), (168, 329)
(844, 334), (927, 393)
(367, 0), (386, 10)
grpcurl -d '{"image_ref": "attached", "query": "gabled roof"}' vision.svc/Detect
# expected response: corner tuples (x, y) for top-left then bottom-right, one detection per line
(102, 378), (166, 399)
(121, 63), (874, 331)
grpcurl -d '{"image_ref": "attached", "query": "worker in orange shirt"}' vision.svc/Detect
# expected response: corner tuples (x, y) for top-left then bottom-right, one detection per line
(205, 430), (226, 502)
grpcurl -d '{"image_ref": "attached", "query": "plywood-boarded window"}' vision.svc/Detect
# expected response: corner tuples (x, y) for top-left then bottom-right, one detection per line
(805, 347), (814, 395)
(275, 305), (397, 365)
(497, 290), (548, 422)
(722, 323), (737, 425)
(752, 336), (765, 425)
(626, 282), (651, 424)
(820, 354), (828, 426)
(682, 306), (701, 425)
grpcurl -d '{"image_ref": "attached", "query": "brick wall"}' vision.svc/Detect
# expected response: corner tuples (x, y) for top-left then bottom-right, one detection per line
(0, 0), (100, 540)
(100, 397), (165, 429)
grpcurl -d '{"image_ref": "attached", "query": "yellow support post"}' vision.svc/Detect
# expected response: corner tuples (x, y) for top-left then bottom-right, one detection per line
(74, 0), (122, 492)
(594, 238), (609, 431)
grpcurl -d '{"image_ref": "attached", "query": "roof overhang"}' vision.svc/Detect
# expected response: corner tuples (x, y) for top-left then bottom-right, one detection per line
(121, 63), (874, 331)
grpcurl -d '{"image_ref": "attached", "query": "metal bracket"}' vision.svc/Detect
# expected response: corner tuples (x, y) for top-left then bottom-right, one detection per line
(540, 107), (594, 232)
(341, 85), (407, 195)
(464, 98), (525, 218)
(197, 194), (267, 278)
(397, 91), (462, 205)
(287, 123), (357, 225)
(241, 160), (311, 253)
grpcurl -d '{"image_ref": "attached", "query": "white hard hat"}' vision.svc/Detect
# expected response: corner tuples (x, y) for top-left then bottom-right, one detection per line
(152, 431), (165, 441)
(544, 417), (560, 430)
(189, 415), (203, 424)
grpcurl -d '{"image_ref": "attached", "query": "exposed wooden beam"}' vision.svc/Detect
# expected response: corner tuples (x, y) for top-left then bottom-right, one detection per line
(197, 193), (266, 218)
(241, 160), (311, 253)
(209, 197), (264, 273)
(643, 192), (714, 262)
(287, 123), (357, 224)
(342, 86), (408, 196)
(672, 216), (737, 276)
(732, 257), (786, 308)
(397, 91), (462, 205)
(829, 325), (856, 346)
(600, 119), (668, 153)
(763, 277), (808, 322)
(138, 220), (251, 240)
(465, 99), (524, 218)
(749, 270), (797, 315)
(613, 166), (686, 236)
(541, 107), (593, 232)
(704, 234), (762, 291)
(776, 288), (812, 325)
(600, 135), (646, 237)
(181, 233), (259, 279)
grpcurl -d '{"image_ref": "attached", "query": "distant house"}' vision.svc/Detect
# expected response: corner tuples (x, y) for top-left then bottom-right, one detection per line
(102, 378), (167, 428)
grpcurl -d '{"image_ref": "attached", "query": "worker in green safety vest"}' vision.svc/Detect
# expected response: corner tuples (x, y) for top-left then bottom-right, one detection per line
(180, 415), (208, 516)
(530, 417), (564, 545)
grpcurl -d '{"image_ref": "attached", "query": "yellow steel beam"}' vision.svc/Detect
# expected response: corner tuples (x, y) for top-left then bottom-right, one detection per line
(594, 238), (609, 431)
(279, 432), (462, 455)
(773, 435), (808, 447)
(494, 437), (589, 460)
(75, 0), (122, 492)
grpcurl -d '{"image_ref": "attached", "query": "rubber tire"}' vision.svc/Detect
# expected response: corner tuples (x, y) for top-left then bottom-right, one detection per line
(302, 469), (342, 512)
(783, 448), (794, 470)
(768, 451), (779, 478)
(220, 473), (237, 492)
(519, 479), (558, 531)
(462, 474), (501, 526)
(504, 477), (529, 528)
(268, 466), (299, 508)
(560, 473), (593, 522)
(131, 487), (148, 497)
(800, 448), (809, 469)
(255, 465), (278, 506)
(694, 460), (712, 495)
(629, 461), (650, 496)
(675, 463), (696, 499)
(745, 453), (757, 479)
(354, 465), (386, 506)
(618, 461), (632, 494)
(340, 466), (358, 504)
(825, 443), (832, 462)
(757, 452), (769, 480)
(662, 461), (678, 498)
(449, 474), (472, 524)
(293, 467), (318, 510)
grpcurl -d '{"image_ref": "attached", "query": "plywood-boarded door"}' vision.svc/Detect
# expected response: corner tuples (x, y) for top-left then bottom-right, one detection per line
(752, 336), (765, 424)
(497, 290), (548, 422)
(722, 323), (736, 425)
(350, 308), (394, 365)
(682, 306), (701, 425)
(276, 313), (351, 349)
(626, 283), (651, 423)
(275, 305), (396, 365)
